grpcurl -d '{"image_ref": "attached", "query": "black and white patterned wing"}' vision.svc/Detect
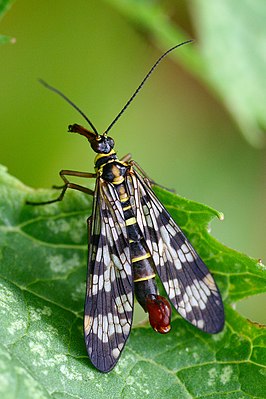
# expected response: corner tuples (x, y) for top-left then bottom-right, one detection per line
(128, 172), (224, 334)
(84, 179), (134, 372)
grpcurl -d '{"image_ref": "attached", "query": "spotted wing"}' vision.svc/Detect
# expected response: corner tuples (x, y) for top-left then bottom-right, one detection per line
(84, 178), (134, 372)
(127, 171), (224, 334)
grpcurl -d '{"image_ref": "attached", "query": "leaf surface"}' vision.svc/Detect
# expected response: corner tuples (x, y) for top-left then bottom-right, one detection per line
(0, 165), (265, 399)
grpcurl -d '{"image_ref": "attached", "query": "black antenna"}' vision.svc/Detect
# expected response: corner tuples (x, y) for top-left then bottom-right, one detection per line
(39, 79), (99, 136)
(104, 40), (193, 135)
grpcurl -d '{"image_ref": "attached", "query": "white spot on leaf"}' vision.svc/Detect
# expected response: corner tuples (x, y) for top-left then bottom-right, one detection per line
(47, 253), (80, 274)
(220, 365), (233, 385)
(60, 365), (83, 381)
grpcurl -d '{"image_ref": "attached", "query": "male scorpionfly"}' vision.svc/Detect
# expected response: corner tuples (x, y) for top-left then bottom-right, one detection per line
(27, 41), (224, 372)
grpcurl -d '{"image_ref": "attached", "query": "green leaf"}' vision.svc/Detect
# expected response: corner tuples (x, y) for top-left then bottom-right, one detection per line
(0, 164), (265, 399)
(0, 0), (13, 17)
(191, 0), (266, 146)
(154, 186), (266, 303)
(104, 0), (203, 75)
(0, 34), (14, 44)
(105, 0), (266, 146)
(0, 0), (15, 45)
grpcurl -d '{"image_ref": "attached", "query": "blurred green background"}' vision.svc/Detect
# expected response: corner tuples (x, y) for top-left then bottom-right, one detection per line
(0, 0), (265, 322)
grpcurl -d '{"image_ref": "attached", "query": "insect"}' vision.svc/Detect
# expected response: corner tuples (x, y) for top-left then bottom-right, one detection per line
(27, 41), (224, 372)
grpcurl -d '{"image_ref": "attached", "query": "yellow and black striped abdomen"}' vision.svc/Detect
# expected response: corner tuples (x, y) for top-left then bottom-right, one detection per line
(100, 159), (160, 311)
(119, 191), (159, 311)
(122, 199), (156, 280)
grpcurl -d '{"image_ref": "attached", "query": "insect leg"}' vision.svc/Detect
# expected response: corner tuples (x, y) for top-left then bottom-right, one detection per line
(52, 170), (96, 188)
(26, 169), (96, 205)
(129, 160), (155, 188)
(131, 161), (175, 193)
(120, 153), (132, 163)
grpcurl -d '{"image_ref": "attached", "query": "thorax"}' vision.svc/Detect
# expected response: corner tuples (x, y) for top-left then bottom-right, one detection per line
(95, 151), (129, 186)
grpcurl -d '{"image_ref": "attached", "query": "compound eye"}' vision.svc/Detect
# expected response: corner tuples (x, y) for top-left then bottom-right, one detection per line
(107, 137), (114, 148)
(90, 136), (114, 154)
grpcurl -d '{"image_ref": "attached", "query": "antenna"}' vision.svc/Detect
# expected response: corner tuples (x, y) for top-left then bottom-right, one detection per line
(39, 79), (99, 136)
(104, 40), (193, 135)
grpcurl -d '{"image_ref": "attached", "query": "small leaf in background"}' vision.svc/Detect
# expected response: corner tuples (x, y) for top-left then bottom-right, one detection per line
(0, 165), (265, 398)
(106, 0), (266, 146)
(0, 0), (14, 17)
(0, 0), (15, 45)
(104, 0), (203, 79)
(191, 0), (266, 146)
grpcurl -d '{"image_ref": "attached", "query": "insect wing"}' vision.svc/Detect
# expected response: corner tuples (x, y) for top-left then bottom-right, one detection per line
(128, 172), (224, 334)
(84, 179), (134, 372)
